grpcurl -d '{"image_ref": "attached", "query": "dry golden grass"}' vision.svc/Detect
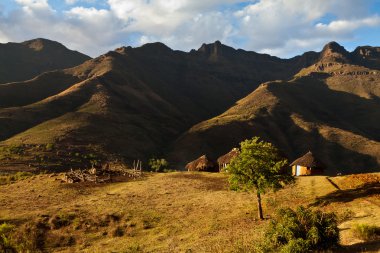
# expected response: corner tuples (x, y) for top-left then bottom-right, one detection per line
(0, 172), (379, 252)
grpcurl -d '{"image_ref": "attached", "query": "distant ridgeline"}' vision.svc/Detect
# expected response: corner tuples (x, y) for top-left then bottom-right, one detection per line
(0, 39), (379, 174)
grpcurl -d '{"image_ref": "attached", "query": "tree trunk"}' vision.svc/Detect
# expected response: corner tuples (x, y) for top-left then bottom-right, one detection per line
(257, 192), (264, 220)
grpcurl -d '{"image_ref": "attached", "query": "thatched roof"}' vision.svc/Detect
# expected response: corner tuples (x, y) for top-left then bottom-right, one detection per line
(217, 148), (240, 165)
(290, 151), (326, 169)
(185, 155), (216, 172)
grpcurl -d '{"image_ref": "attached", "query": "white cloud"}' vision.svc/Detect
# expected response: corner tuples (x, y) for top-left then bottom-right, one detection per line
(234, 0), (379, 56)
(15, 0), (49, 8)
(0, 0), (379, 57)
(316, 16), (380, 34)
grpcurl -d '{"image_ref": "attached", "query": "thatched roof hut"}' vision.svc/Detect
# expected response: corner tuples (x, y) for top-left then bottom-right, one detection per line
(217, 148), (240, 165)
(185, 155), (217, 172)
(217, 148), (240, 171)
(290, 151), (325, 176)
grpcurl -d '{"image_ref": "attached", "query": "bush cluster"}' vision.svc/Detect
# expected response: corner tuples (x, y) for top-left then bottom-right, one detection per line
(148, 158), (169, 172)
(261, 206), (339, 252)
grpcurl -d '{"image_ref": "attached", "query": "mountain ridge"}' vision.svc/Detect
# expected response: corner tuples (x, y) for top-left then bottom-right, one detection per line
(0, 38), (91, 84)
(0, 39), (379, 174)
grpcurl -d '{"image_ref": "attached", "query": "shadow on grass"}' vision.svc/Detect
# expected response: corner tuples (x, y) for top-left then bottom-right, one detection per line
(310, 182), (380, 207)
(169, 172), (229, 191)
(337, 240), (380, 252)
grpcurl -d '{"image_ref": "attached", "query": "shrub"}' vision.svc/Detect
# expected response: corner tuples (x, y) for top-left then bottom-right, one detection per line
(45, 143), (54, 151)
(148, 158), (169, 172)
(262, 206), (339, 252)
(112, 226), (124, 237)
(142, 211), (161, 229)
(352, 224), (380, 241)
(12, 220), (48, 253)
(0, 223), (16, 253)
(338, 209), (355, 223)
(50, 213), (76, 229)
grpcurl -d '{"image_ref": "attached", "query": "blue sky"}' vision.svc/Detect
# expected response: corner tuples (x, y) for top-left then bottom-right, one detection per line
(1, 0), (380, 57)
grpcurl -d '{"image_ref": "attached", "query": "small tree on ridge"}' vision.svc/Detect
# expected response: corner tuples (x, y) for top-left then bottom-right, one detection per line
(228, 137), (294, 219)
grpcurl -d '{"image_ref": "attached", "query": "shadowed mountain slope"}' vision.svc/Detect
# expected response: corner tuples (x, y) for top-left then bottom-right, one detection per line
(0, 38), (91, 84)
(170, 43), (380, 174)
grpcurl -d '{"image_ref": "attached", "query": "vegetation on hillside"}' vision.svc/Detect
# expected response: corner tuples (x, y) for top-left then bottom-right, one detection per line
(352, 224), (380, 241)
(260, 206), (339, 252)
(148, 158), (169, 172)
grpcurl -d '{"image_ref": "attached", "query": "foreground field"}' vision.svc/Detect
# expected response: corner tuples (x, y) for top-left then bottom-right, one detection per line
(0, 172), (379, 252)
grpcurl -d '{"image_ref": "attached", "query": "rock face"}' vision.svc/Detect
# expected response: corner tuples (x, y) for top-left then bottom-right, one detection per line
(0, 40), (379, 174)
(319, 41), (351, 63)
(352, 46), (380, 69)
(0, 38), (91, 84)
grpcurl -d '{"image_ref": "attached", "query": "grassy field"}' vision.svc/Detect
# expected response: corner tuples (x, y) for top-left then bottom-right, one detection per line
(0, 172), (379, 252)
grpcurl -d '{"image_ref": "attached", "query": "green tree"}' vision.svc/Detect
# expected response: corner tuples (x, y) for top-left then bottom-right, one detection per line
(148, 158), (169, 172)
(228, 137), (294, 219)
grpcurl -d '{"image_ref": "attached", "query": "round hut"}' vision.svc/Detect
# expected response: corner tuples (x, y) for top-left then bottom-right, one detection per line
(185, 155), (217, 172)
(217, 148), (240, 172)
(290, 151), (325, 176)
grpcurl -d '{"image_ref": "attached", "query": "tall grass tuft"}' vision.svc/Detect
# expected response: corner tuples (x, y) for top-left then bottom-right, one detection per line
(352, 224), (380, 241)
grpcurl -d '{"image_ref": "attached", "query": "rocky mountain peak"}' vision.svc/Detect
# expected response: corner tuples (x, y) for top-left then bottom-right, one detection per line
(197, 40), (236, 60)
(319, 41), (350, 63)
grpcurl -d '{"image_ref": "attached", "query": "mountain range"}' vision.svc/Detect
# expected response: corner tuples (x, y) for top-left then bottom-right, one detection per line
(0, 39), (379, 174)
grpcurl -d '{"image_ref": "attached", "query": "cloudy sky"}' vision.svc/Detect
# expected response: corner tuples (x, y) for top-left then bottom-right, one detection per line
(0, 0), (380, 58)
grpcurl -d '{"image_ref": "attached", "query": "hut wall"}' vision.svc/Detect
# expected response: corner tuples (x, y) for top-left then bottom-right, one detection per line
(292, 165), (324, 176)
(292, 165), (311, 176)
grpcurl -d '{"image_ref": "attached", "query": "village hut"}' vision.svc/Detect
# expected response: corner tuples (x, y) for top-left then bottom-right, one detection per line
(290, 151), (325, 176)
(217, 148), (240, 172)
(185, 155), (217, 172)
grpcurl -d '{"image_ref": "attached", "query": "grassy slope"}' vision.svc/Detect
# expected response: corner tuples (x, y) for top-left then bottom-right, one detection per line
(0, 172), (378, 252)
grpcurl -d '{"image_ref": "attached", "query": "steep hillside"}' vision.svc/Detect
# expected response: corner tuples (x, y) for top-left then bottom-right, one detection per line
(0, 41), (317, 170)
(170, 43), (380, 174)
(0, 38), (91, 84)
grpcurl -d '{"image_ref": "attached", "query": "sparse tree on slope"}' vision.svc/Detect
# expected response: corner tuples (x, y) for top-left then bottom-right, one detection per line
(228, 137), (294, 219)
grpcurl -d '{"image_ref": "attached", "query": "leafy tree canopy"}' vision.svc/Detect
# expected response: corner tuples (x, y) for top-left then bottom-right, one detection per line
(229, 137), (294, 194)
